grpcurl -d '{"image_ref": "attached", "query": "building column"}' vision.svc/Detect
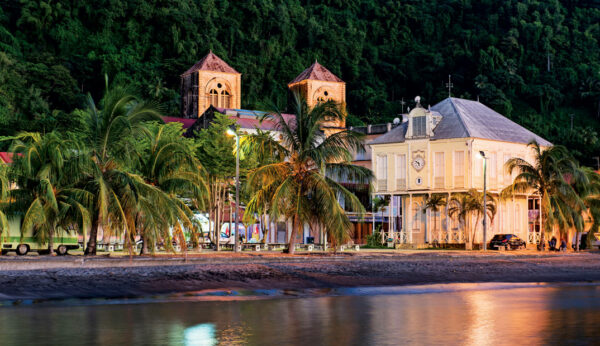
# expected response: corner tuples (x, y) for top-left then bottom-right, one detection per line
(445, 192), (451, 243)
(408, 194), (413, 244)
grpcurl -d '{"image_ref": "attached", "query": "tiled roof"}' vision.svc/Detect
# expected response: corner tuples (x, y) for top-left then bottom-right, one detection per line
(369, 98), (551, 146)
(162, 116), (197, 129)
(215, 108), (296, 131)
(289, 61), (343, 84)
(0, 152), (14, 164)
(182, 51), (239, 76)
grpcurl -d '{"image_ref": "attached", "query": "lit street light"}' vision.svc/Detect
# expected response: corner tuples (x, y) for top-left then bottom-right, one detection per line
(226, 126), (240, 253)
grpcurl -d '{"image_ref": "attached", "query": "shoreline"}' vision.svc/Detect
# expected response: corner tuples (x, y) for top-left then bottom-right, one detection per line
(1, 250), (600, 301)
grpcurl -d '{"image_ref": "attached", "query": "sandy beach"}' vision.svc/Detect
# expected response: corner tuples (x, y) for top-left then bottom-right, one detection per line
(1, 250), (600, 300)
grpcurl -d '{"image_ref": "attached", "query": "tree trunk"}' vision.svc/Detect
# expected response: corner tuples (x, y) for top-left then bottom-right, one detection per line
(85, 217), (99, 255)
(48, 227), (55, 255)
(287, 215), (300, 255)
(140, 234), (148, 255)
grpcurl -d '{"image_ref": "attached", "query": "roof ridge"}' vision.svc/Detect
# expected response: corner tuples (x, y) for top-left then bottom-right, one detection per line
(448, 97), (471, 137)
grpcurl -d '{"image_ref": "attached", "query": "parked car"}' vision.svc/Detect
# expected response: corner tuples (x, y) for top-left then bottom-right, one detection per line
(489, 234), (526, 250)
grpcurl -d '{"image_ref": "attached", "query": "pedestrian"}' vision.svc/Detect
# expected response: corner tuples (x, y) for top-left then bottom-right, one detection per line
(560, 239), (567, 252)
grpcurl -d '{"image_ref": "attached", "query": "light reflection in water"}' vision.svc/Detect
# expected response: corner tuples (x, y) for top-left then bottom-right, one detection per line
(184, 323), (216, 346)
(0, 283), (599, 346)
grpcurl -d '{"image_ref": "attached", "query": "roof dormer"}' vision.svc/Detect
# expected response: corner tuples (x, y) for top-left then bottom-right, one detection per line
(405, 96), (442, 139)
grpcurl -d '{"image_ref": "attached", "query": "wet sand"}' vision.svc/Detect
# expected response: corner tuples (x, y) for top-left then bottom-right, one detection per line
(1, 250), (600, 300)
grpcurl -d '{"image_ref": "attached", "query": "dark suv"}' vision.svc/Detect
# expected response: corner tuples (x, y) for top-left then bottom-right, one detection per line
(489, 234), (526, 250)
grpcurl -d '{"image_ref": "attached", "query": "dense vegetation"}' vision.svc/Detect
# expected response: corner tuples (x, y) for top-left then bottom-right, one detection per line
(1, 0), (600, 164)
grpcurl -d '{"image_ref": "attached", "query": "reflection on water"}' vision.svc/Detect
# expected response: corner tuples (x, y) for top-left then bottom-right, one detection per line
(1, 283), (600, 345)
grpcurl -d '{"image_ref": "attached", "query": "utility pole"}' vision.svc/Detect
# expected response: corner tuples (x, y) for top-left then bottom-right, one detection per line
(226, 126), (241, 253)
(479, 151), (488, 251)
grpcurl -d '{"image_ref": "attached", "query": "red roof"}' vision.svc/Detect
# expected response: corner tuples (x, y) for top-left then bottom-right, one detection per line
(289, 60), (343, 84)
(162, 116), (197, 129)
(213, 108), (295, 131)
(0, 152), (14, 164)
(182, 51), (239, 76)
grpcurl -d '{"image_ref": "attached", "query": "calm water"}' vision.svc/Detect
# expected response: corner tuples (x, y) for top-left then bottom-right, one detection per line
(1, 283), (600, 346)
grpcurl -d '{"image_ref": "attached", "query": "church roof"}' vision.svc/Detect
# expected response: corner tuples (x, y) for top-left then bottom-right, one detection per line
(369, 97), (552, 146)
(182, 51), (239, 76)
(289, 61), (343, 84)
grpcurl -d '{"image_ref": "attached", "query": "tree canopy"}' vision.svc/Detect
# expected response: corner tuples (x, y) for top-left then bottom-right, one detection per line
(1, 1), (600, 163)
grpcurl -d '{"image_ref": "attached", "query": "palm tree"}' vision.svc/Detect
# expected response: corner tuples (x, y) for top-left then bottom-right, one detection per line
(0, 164), (11, 250)
(7, 132), (90, 255)
(423, 194), (447, 244)
(74, 83), (163, 255)
(135, 122), (207, 253)
(448, 189), (496, 249)
(243, 94), (373, 254)
(502, 140), (582, 250)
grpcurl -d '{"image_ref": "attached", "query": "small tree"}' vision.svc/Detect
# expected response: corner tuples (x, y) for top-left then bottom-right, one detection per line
(423, 194), (447, 244)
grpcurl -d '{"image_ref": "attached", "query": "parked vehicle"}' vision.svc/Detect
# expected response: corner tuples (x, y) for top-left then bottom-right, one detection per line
(489, 234), (526, 250)
(1, 218), (79, 255)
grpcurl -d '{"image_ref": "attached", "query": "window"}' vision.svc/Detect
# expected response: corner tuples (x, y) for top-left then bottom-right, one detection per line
(209, 89), (218, 107)
(503, 154), (511, 178)
(412, 202), (421, 231)
(489, 152), (497, 180)
(454, 151), (465, 187)
(515, 204), (521, 233)
(412, 116), (426, 137)
(434, 152), (445, 188)
(221, 90), (230, 108)
(376, 155), (388, 191)
(395, 154), (406, 189)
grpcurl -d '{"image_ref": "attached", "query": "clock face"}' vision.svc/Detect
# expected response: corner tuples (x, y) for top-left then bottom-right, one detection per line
(412, 156), (425, 171)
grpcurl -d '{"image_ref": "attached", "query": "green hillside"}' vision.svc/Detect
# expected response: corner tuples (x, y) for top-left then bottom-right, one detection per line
(1, 0), (600, 164)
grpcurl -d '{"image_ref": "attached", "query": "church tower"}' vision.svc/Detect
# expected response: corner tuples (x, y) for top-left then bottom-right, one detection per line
(180, 51), (241, 118)
(288, 61), (346, 133)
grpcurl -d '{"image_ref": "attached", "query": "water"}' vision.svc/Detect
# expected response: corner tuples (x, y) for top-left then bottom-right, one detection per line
(1, 283), (600, 345)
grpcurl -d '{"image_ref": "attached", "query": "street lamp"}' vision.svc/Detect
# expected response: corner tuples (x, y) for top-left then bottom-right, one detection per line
(477, 150), (488, 251)
(226, 126), (240, 253)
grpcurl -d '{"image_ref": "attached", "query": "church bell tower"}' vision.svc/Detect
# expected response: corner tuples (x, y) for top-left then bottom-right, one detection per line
(288, 60), (346, 134)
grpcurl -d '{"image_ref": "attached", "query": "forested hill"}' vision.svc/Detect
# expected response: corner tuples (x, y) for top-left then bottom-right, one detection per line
(1, 1), (600, 163)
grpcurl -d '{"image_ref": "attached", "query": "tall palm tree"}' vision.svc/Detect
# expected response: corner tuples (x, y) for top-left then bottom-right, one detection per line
(135, 122), (207, 253)
(423, 194), (446, 244)
(74, 84), (163, 255)
(448, 189), (496, 249)
(7, 132), (90, 255)
(502, 140), (582, 249)
(243, 94), (373, 254)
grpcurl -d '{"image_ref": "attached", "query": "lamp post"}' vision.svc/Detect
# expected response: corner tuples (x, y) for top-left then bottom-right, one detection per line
(226, 126), (240, 253)
(478, 150), (488, 251)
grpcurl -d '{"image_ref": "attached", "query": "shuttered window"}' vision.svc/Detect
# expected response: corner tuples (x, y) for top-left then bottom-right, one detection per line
(396, 154), (406, 189)
(377, 155), (388, 191)
(454, 151), (465, 188)
(412, 116), (426, 137)
(434, 152), (444, 188)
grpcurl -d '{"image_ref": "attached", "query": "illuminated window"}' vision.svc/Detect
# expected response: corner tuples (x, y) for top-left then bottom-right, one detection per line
(454, 151), (464, 187)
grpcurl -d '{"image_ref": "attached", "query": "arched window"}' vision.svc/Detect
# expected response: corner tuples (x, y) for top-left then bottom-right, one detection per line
(221, 90), (230, 109)
(209, 89), (218, 107)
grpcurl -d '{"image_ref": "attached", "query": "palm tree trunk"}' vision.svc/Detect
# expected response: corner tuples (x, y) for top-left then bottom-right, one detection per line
(287, 215), (300, 255)
(48, 227), (55, 255)
(85, 216), (99, 255)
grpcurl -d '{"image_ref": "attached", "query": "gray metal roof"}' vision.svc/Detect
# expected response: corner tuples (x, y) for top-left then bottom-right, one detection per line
(369, 97), (552, 146)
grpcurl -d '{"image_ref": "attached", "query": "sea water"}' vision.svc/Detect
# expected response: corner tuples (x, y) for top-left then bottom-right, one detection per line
(1, 282), (599, 345)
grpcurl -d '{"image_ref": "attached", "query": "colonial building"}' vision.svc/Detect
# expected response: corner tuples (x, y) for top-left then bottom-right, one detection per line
(369, 97), (551, 247)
